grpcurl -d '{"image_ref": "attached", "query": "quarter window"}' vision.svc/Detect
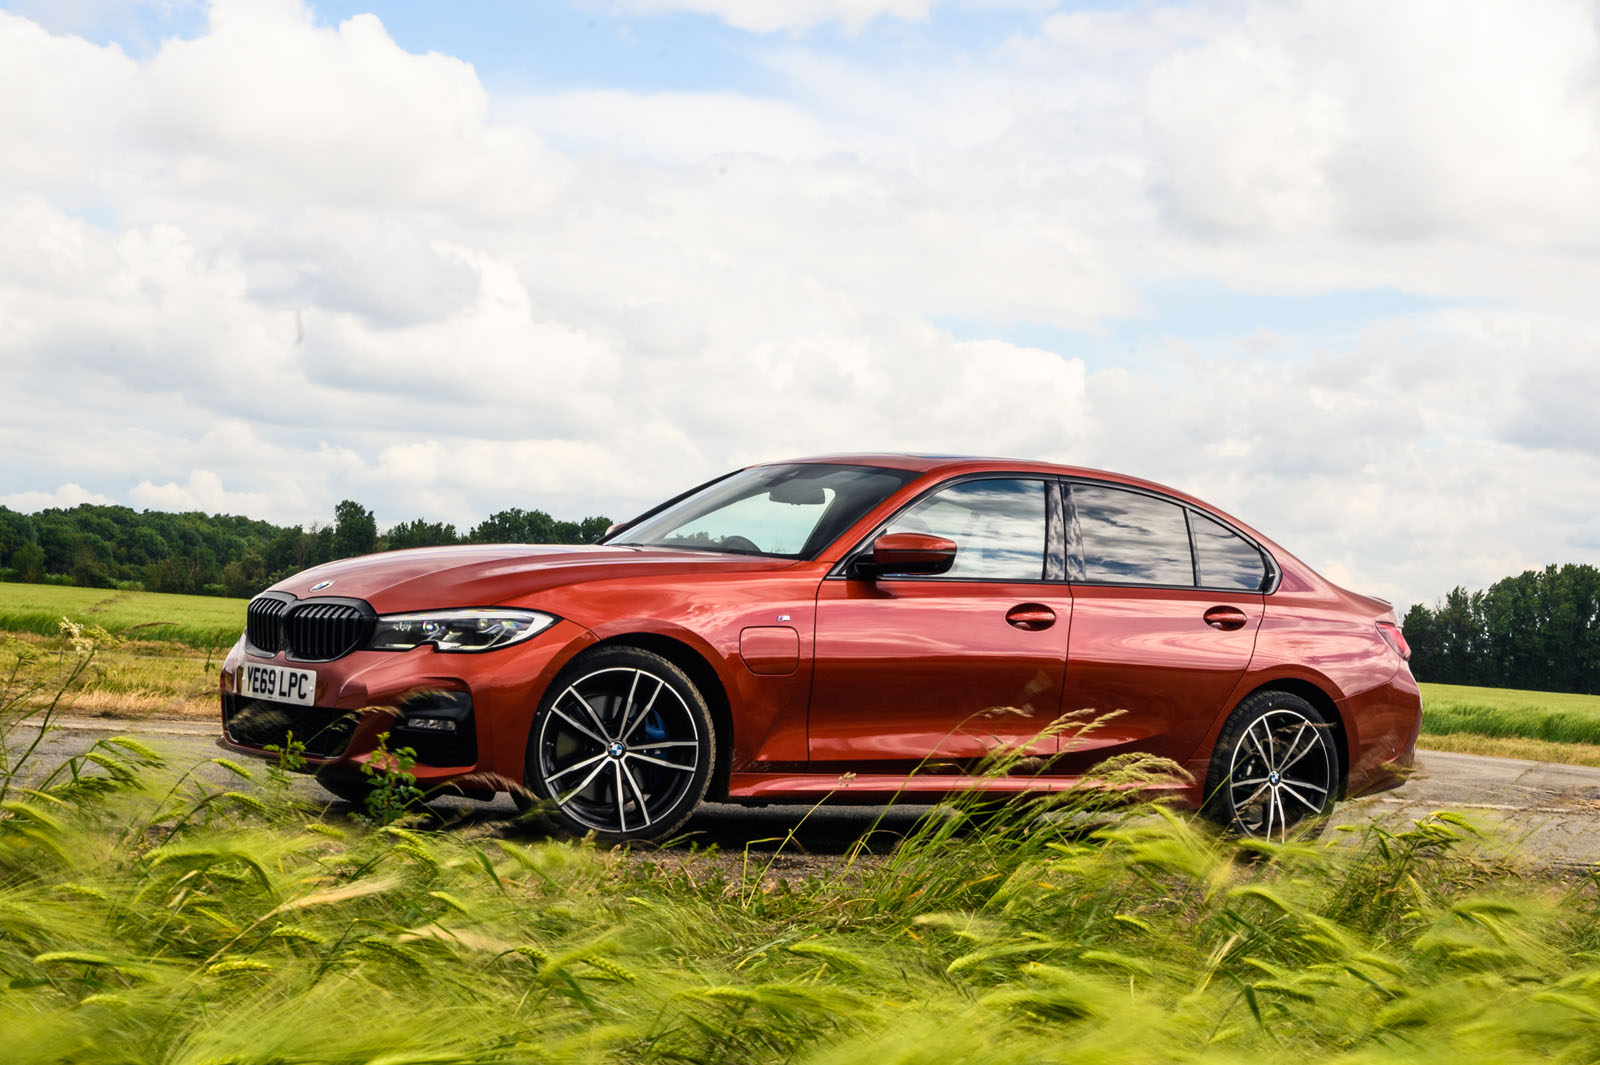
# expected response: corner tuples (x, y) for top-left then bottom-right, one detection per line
(1191, 511), (1267, 591)
(884, 479), (1047, 580)
(1070, 485), (1194, 586)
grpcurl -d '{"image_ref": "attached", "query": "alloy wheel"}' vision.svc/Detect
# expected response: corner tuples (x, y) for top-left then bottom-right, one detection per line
(533, 665), (703, 836)
(1226, 707), (1335, 839)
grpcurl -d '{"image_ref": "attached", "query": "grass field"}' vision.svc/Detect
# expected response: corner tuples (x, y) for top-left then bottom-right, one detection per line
(0, 582), (245, 649)
(0, 583), (240, 718)
(1420, 682), (1600, 750)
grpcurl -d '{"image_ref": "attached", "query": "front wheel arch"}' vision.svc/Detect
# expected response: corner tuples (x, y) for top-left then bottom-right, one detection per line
(582, 633), (735, 802)
(522, 643), (716, 841)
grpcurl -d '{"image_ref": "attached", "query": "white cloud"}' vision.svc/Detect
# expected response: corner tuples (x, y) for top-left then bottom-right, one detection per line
(500, 91), (844, 163)
(130, 470), (283, 515)
(1142, 0), (1600, 247)
(0, 484), (115, 511)
(2, 0), (1599, 611)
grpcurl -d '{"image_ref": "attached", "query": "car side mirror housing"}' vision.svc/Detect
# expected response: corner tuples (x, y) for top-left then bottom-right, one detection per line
(856, 532), (957, 578)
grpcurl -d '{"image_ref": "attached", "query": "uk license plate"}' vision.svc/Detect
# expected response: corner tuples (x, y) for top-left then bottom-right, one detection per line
(242, 663), (317, 707)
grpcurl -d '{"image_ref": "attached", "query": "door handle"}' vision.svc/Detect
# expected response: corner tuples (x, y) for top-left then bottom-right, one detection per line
(1203, 606), (1249, 631)
(1006, 604), (1056, 631)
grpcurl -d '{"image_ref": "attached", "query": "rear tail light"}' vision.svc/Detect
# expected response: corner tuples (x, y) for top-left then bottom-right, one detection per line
(1377, 621), (1411, 661)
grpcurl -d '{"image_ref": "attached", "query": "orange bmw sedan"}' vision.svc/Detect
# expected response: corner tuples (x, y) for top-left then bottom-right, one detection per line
(220, 455), (1420, 841)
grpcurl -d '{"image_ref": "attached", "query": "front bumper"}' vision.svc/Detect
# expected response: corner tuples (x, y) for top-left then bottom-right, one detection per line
(218, 620), (592, 793)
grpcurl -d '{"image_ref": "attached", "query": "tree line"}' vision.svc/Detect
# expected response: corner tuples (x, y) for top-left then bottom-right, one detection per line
(1402, 563), (1600, 695)
(0, 501), (613, 600)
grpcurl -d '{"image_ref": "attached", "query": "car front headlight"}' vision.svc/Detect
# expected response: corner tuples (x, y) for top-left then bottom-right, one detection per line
(368, 609), (558, 653)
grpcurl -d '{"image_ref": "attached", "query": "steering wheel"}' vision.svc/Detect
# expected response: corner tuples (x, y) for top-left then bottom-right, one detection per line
(717, 535), (761, 553)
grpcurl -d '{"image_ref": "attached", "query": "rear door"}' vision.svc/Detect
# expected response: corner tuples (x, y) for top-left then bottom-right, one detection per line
(1055, 483), (1267, 770)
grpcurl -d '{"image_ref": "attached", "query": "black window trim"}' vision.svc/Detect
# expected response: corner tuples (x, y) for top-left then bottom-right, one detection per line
(827, 472), (1064, 584)
(1063, 477), (1280, 595)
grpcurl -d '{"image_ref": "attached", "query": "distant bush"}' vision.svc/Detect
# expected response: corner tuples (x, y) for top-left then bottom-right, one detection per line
(1405, 563), (1600, 694)
(0, 498), (613, 599)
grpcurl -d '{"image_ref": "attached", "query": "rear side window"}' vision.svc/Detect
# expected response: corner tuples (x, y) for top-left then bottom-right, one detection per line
(1191, 511), (1267, 591)
(1070, 485), (1194, 586)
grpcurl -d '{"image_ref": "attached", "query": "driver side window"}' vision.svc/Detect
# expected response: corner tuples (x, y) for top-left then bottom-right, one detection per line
(884, 479), (1047, 580)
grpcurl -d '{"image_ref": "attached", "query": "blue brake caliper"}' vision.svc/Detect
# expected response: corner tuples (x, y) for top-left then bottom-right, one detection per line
(640, 712), (668, 792)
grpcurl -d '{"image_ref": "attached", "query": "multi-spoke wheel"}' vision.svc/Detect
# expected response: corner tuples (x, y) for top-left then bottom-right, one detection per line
(524, 646), (715, 842)
(1203, 691), (1339, 840)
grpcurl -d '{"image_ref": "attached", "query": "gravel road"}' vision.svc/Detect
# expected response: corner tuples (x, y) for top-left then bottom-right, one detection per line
(16, 716), (1600, 866)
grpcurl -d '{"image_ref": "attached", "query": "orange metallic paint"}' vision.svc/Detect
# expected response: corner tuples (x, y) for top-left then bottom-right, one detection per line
(809, 577), (1071, 761)
(1054, 584), (1263, 772)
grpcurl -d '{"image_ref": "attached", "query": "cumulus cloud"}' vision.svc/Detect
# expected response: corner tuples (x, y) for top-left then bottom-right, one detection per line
(0, 484), (115, 511)
(499, 91), (844, 163)
(3, 0), (1599, 610)
(130, 470), (284, 515)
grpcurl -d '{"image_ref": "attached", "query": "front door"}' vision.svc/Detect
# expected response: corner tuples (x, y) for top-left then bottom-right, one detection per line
(808, 477), (1072, 765)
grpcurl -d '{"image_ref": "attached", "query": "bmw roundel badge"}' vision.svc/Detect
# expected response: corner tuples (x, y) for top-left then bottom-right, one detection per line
(309, 580), (334, 592)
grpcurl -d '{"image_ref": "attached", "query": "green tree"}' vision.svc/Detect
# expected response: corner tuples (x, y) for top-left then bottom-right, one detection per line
(1401, 603), (1438, 682)
(332, 501), (376, 560)
(0, 508), (36, 569)
(383, 519), (459, 550)
(578, 516), (614, 542)
(1404, 563), (1600, 694)
(469, 508), (556, 544)
(12, 542), (44, 583)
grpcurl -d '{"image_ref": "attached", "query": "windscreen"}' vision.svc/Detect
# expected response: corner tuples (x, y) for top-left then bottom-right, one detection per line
(607, 463), (918, 559)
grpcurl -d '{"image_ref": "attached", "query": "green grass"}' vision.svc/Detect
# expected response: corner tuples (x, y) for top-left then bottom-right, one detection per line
(1421, 681), (1600, 746)
(8, 638), (1600, 1063)
(0, 582), (244, 649)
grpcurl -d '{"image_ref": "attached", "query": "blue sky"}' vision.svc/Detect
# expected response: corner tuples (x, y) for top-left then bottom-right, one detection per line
(15, 1), (1064, 91)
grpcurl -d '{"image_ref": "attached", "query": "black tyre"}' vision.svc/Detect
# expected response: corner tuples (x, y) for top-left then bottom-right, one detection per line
(1203, 690), (1339, 839)
(523, 646), (715, 843)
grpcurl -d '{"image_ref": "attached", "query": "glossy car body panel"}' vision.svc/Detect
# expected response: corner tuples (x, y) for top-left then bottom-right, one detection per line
(220, 453), (1420, 823)
(810, 578), (1072, 761)
(1055, 584), (1262, 772)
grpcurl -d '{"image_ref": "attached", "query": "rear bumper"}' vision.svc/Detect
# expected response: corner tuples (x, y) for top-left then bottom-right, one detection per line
(1340, 666), (1423, 798)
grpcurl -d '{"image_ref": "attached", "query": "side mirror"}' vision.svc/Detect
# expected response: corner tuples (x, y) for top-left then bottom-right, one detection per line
(857, 532), (957, 578)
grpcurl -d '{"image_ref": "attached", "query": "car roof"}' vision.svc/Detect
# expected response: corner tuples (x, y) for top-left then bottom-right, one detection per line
(769, 452), (1269, 537)
(773, 452), (1187, 495)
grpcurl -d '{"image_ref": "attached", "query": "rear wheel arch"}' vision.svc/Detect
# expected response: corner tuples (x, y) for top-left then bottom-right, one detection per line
(1234, 678), (1349, 797)
(585, 633), (735, 802)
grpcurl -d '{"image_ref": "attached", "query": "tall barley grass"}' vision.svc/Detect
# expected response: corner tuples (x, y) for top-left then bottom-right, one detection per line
(5, 630), (1600, 1063)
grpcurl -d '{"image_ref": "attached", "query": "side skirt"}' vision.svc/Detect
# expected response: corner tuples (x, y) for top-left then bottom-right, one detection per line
(725, 771), (1200, 807)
